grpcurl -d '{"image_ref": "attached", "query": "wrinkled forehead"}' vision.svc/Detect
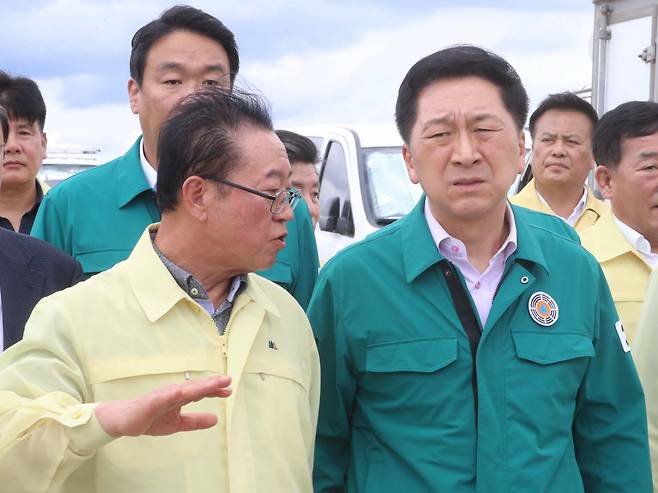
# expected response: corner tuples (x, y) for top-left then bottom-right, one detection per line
(414, 77), (514, 127)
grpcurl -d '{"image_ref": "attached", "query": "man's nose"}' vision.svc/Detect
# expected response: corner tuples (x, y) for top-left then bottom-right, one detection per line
(551, 141), (567, 157)
(275, 200), (295, 222)
(4, 130), (20, 153)
(452, 130), (481, 166)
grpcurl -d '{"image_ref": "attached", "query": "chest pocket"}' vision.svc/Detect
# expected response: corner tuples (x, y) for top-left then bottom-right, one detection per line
(88, 356), (222, 401)
(243, 356), (309, 392)
(359, 337), (460, 419)
(75, 248), (132, 275)
(509, 331), (594, 405)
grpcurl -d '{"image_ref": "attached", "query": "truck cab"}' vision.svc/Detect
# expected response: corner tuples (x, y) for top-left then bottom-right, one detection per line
(293, 125), (422, 263)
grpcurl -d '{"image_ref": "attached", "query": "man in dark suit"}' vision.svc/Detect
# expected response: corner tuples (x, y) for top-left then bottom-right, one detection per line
(0, 105), (82, 351)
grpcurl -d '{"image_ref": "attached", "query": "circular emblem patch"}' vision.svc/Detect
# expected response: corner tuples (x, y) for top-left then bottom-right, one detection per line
(528, 291), (559, 327)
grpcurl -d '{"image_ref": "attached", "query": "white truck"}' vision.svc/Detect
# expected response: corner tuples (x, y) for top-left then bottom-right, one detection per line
(592, 0), (658, 113)
(38, 147), (104, 187)
(293, 125), (422, 263)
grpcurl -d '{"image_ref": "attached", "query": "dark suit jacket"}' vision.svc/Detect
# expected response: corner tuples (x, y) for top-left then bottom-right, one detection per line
(0, 228), (83, 350)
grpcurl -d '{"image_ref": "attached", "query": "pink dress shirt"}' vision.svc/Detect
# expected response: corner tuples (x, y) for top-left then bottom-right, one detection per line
(424, 199), (518, 327)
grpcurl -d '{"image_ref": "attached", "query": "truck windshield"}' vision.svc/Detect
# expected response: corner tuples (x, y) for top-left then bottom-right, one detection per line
(362, 146), (422, 225)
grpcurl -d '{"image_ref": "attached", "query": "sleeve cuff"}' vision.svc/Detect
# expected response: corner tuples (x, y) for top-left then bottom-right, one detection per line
(65, 403), (115, 456)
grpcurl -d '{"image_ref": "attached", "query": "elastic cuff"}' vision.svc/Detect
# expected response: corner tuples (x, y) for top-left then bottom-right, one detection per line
(65, 403), (115, 456)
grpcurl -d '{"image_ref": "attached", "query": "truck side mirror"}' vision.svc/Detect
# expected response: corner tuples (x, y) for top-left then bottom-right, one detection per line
(320, 197), (340, 232)
(336, 200), (355, 237)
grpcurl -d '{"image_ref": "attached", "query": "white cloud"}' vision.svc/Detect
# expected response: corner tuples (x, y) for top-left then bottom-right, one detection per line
(244, 7), (592, 129)
(37, 77), (140, 160)
(31, 5), (594, 159)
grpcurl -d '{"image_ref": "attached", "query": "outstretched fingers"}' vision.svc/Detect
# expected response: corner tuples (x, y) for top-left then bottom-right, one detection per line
(176, 413), (219, 432)
(147, 376), (232, 412)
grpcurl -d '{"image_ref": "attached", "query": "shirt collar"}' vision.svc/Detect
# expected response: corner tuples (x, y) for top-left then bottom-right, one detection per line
(423, 198), (518, 263)
(140, 139), (158, 191)
(129, 224), (278, 322)
(613, 215), (655, 256)
(150, 230), (247, 306)
(536, 186), (588, 227)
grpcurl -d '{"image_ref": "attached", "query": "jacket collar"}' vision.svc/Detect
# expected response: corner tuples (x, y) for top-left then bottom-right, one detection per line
(128, 225), (280, 323)
(583, 211), (641, 263)
(115, 137), (153, 209)
(400, 197), (549, 283)
(514, 179), (552, 215)
(401, 198), (445, 283)
(509, 204), (550, 275)
(582, 189), (608, 218)
(518, 178), (608, 221)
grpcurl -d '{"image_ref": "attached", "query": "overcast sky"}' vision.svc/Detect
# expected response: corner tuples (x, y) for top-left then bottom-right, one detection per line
(3, 0), (594, 159)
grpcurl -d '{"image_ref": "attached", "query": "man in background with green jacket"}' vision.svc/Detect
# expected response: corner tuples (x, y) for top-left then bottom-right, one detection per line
(31, 5), (318, 309)
(309, 45), (651, 492)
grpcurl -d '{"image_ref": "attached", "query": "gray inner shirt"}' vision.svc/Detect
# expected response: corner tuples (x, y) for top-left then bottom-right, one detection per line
(150, 233), (247, 335)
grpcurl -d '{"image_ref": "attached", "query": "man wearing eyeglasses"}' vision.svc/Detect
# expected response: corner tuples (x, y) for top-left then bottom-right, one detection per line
(31, 5), (319, 309)
(0, 88), (320, 493)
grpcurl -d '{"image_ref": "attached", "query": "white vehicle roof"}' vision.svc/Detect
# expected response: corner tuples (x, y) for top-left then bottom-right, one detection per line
(288, 123), (402, 148)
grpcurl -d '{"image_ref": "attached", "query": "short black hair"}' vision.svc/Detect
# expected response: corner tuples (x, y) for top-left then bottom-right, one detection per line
(275, 130), (318, 165)
(0, 71), (46, 130)
(130, 5), (239, 87)
(395, 44), (528, 143)
(157, 88), (273, 212)
(0, 105), (8, 143)
(593, 101), (658, 169)
(528, 92), (598, 139)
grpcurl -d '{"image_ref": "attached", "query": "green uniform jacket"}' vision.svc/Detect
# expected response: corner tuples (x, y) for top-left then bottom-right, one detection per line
(308, 199), (651, 493)
(31, 137), (319, 309)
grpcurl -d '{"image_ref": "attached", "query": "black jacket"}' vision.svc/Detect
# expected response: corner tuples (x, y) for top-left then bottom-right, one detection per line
(0, 228), (83, 349)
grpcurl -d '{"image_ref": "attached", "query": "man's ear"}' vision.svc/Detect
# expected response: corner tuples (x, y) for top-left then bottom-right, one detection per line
(180, 176), (211, 221)
(595, 165), (614, 200)
(402, 143), (420, 184)
(517, 130), (526, 174)
(41, 131), (48, 160)
(128, 78), (141, 115)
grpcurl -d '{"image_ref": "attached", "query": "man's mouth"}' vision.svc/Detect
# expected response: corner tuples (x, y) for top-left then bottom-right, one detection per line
(545, 162), (568, 170)
(453, 177), (484, 186)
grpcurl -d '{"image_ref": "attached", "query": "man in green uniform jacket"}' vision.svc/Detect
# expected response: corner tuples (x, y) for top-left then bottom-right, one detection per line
(309, 45), (651, 492)
(30, 6), (318, 308)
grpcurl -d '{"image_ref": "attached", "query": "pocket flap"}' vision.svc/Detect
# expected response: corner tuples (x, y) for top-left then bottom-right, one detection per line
(243, 360), (308, 391)
(88, 354), (222, 384)
(366, 337), (457, 373)
(513, 332), (594, 365)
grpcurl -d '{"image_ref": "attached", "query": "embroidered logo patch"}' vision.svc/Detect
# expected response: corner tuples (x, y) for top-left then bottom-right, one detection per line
(528, 291), (559, 327)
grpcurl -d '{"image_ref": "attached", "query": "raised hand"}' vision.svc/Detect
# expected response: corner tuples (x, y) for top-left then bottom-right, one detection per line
(94, 376), (232, 437)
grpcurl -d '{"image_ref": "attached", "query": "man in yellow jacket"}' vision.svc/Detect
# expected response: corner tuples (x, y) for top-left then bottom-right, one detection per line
(633, 268), (658, 493)
(581, 101), (658, 343)
(0, 89), (320, 493)
(511, 92), (608, 232)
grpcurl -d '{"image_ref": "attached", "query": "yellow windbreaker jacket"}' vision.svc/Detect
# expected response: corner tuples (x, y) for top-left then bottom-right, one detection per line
(581, 212), (652, 343)
(632, 268), (658, 493)
(510, 179), (608, 233)
(0, 226), (320, 493)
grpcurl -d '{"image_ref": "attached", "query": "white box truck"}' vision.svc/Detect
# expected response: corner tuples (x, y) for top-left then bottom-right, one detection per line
(592, 0), (658, 113)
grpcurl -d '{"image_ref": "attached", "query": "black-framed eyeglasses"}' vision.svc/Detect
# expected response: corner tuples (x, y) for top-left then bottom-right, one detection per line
(201, 176), (300, 214)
